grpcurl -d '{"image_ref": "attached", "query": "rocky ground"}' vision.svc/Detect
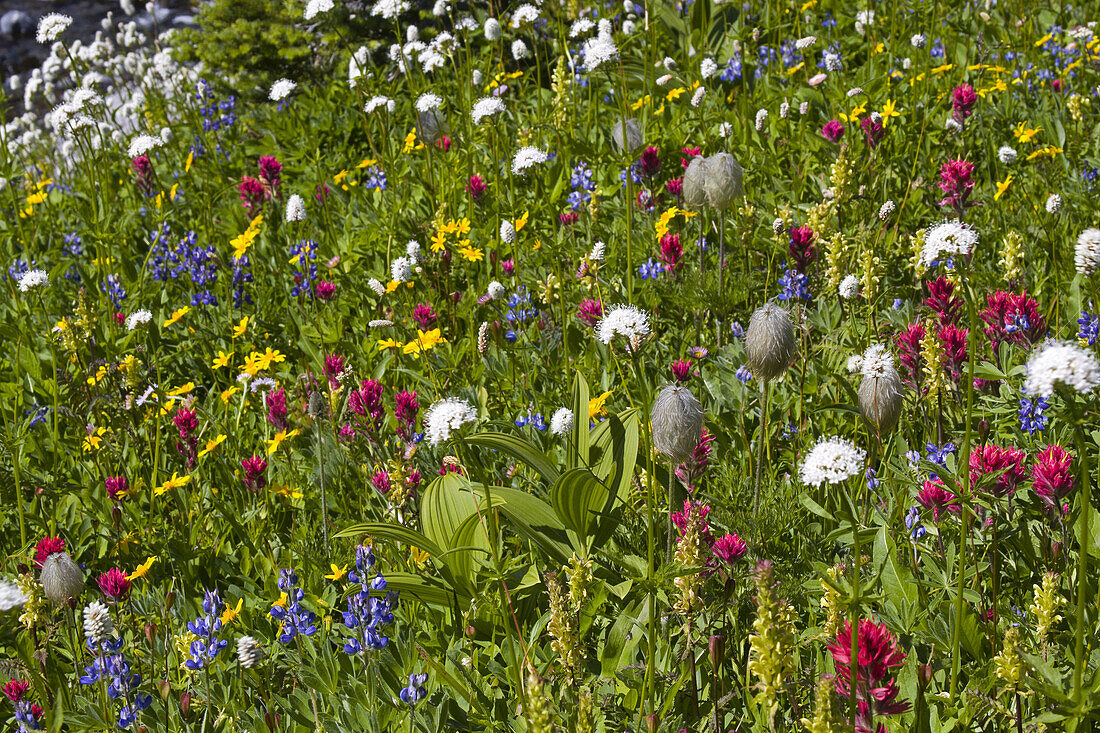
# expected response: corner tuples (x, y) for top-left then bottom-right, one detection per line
(1, 0), (195, 84)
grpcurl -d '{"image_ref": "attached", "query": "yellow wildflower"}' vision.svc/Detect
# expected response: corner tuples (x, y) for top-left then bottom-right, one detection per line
(266, 428), (300, 455)
(211, 351), (232, 369)
(129, 556), (157, 581)
(83, 426), (108, 452)
(324, 564), (349, 581)
(220, 598), (243, 625)
(198, 434), (227, 458)
(164, 307), (190, 327)
(1013, 121), (1041, 143)
(155, 472), (191, 496)
(588, 391), (612, 420)
(232, 316), (249, 339)
(880, 99), (900, 124)
(994, 175), (1013, 201)
(220, 386), (239, 403)
(167, 382), (194, 397)
(256, 348), (285, 371)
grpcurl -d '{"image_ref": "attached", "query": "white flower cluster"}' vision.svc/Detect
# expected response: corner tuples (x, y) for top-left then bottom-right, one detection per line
(471, 96), (505, 124)
(365, 95), (395, 114)
(582, 19), (618, 71)
(596, 305), (651, 350)
(371, 0), (410, 20)
(858, 343), (894, 379)
(1025, 341), (1100, 396)
(0, 580), (27, 612)
(921, 219), (978, 267)
(512, 146), (548, 176)
(391, 256), (413, 283)
(37, 13), (72, 44)
(83, 601), (114, 646)
(285, 194), (307, 223)
(125, 309), (152, 330)
(799, 437), (866, 487)
(17, 269), (49, 293)
(550, 408), (574, 436)
(305, 0), (334, 20)
(269, 78), (297, 101)
(1077, 229), (1100, 275)
(838, 274), (859, 300)
(424, 398), (478, 444)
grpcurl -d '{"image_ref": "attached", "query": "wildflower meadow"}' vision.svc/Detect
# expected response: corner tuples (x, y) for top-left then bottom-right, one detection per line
(3, 0), (1100, 730)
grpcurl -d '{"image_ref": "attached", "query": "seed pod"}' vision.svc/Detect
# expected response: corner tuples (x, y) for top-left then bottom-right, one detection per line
(39, 552), (83, 605)
(651, 385), (704, 464)
(682, 156), (709, 210)
(611, 117), (643, 153)
(745, 303), (797, 381)
(703, 152), (744, 210)
(858, 364), (903, 435)
(308, 391), (326, 419)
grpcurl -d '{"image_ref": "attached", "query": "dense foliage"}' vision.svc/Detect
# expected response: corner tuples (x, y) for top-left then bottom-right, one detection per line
(3, 0), (1100, 731)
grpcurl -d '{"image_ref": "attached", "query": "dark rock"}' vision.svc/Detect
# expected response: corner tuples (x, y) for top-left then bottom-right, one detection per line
(0, 10), (33, 37)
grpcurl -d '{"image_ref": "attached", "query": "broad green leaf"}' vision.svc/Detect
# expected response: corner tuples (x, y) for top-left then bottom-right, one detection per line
(551, 467), (607, 547)
(466, 432), (560, 484)
(568, 371), (590, 471)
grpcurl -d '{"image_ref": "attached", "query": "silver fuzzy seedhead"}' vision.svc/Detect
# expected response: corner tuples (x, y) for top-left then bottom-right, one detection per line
(651, 385), (704, 464)
(745, 303), (797, 381)
(703, 152), (744, 210)
(40, 552), (83, 605)
(858, 366), (904, 435)
(682, 156), (709, 210)
(308, 391), (326, 419)
(611, 117), (644, 153)
(417, 109), (449, 143)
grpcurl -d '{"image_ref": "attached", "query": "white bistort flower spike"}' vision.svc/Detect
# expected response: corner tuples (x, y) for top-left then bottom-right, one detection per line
(799, 437), (867, 487)
(1076, 229), (1100, 275)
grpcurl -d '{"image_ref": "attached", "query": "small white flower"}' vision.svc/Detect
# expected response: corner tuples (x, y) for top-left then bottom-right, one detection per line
(700, 57), (718, 79)
(656, 74), (673, 86)
(846, 87), (863, 98)
(691, 87), (706, 107)
(17, 269), (48, 293)
(878, 200), (895, 220)
(824, 52), (842, 72)
(799, 436), (866, 487)
(838, 275), (859, 300)
(371, 0), (409, 19)
(471, 96), (505, 124)
(550, 407), (574, 436)
(596, 304), (650, 351)
(1046, 194), (1062, 214)
(269, 78), (297, 101)
(718, 122), (733, 138)
(582, 20), (618, 71)
(795, 35), (816, 50)
(1076, 229), (1100, 275)
(369, 319), (394, 327)
(846, 355), (864, 374)
(285, 194), (307, 223)
(799, 101), (809, 115)
(859, 343), (894, 379)
(921, 219), (978, 267)
(368, 278), (385, 296)
(391, 257), (413, 283)
(511, 39), (529, 60)
(662, 56), (677, 71)
(910, 33), (927, 48)
(512, 146), (547, 176)
(998, 145), (1017, 164)
(1025, 341), (1100, 396)
(484, 17), (501, 40)
(365, 95), (394, 114)
(589, 241), (606, 261)
(37, 13), (72, 44)
(406, 240), (421, 263)
(127, 134), (161, 158)
(415, 93), (442, 112)
(500, 221), (516, 243)
(510, 3), (539, 27)
(754, 108), (768, 131)
(304, 0), (334, 20)
(487, 281), (506, 299)
(569, 18), (594, 38)
(125, 309), (152, 330)
(424, 398), (478, 444)
(471, 69), (483, 86)
(779, 100), (789, 118)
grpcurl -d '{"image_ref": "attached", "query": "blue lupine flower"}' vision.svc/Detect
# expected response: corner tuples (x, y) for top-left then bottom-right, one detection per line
(80, 632), (152, 729)
(1082, 165), (1100, 192)
(866, 467), (880, 491)
(730, 321), (744, 338)
(570, 162), (596, 191)
(102, 274), (128, 308)
(719, 51), (744, 82)
(363, 165), (388, 191)
(925, 443), (956, 466)
(9, 258), (33, 281)
(892, 298), (904, 309)
(63, 233), (83, 256)
(905, 450), (921, 469)
(270, 569), (317, 644)
(342, 546), (398, 655)
(26, 403), (48, 428)
(619, 163), (643, 186)
(197, 79), (237, 132)
(905, 506), (926, 542)
(504, 288), (538, 342)
(289, 239), (318, 298)
(1019, 397), (1048, 434)
(400, 673), (428, 705)
(735, 366), (752, 382)
(1078, 310), (1099, 345)
(777, 269), (812, 302)
(184, 590), (229, 670)
(638, 258), (664, 280)
(515, 412), (547, 430)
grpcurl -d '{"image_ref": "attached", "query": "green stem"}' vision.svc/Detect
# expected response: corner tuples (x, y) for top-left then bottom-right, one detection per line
(1071, 402), (1093, 704)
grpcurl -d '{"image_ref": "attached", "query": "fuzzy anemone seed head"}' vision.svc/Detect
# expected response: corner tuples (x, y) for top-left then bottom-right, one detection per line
(651, 386), (705, 464)
(857, 344), (904, 435)
(703, 153), (744, 210)
(416, 108), (448, 144)
(1025, 341), (1100, 397)
(424, 398), (478, 445)
(799, 437), (866, 487)
(681, 156), (710, 210)
(744, 303), (797, 381)
(611, 117), (643, 153)
(40, 551), (84, 605)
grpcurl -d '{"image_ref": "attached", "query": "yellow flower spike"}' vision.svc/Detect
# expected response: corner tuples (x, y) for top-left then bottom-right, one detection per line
(324, 564), (349, 581)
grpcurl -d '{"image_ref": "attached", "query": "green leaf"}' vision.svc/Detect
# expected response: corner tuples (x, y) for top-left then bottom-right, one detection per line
(335, 522), (444, 559)
(465, 432), (560, 485)
(474, 484), (572, 563)
(384, 572), (455, 609)
(567, 372), (590, 471)
(551, 468), (608, 548)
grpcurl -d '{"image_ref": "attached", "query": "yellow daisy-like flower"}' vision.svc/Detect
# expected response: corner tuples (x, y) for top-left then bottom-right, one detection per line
(220, 386), (240, 403)
(83, 426), (108, 452)
(430, 230), (448, 253)
(167, 382), (194, 397)
(271, 592), (288, 610)
(378, 338), (404, 351)
(994, 175), (1013, 201)
(232, 316), (249, 339)
(588, 391), (613, 420)
(1026, 145), (1062, 161)
(266, 428), (300, 455)
(155, 472), (191, 496)
(880, 99), (901, 124)
(402, 328), (447, 356)
(1013, 121), (1041, 143)
(409, 546), (429, 567)
(129, 556), (157, 581)
(211, 351), (232, 369)
(665, 87), (686, 102)
(220, 598), (243, 625)
(164, 307), (190, 327)
(198, 434), (227, 458)
(356, 158), (378, 169)
(271, 483), (303, 499)
(256, 348), (285, 371)
(241, 352), (264, 376)
(515, 210), (530, 232)
(324, 564), (349, 581)
(631, 94), (651, 111)
(458, 245), (484, 262)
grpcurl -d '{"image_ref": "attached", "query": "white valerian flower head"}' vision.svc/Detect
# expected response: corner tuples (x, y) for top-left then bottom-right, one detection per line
(415, 93), (442, 112)
(795, 35), (816, 50)
(125, 309), (152, 330)
(998, 145), (1017, 164)
(406, 240), (421, 262)
(745, 303), (797, 380)
(754, 108), (768, 131)
(921, 219), (978, 267)
(596, 304), (651, 351)
(285, 194), (307, 222)
(700, 57), (718, 78)
(0, 580), (27, 612)
(623, 19), (635, 33)
(484, 17), (501, 40)
(127, 134), (161, 158)
(511, 146), (547, 176)
(510, 3), (539, 27)
(424, 398), (478, 444)
(878, 200), (895, 220)
(368, 278), (385, 296)
(500, 221), (516, 243)
(824, 52), (842, 71)
(838, 274), (859, 300)
(37, 13), (72, 44)
(1076, 229), (1100, 275)
(550, 407), (574, 436)
(237, 636), (264, 668)
(471, 96), (505, 124)
(1025, 341), (1100, 396)
(18, 269), (49, 293)
(718, 121), (733, 138)
(304, 0), (335, 20)
(406, 25), (419, 42)
(269, 78), (297, 101)
(511, 39), (529, 60)
(365, 95), (394, 114)
(371, 0), (409, 19)
(569, 18), (594, 38)
(82, 601), (113, 645)
(855, 9), (874, 32)
(799, 437), (866, 487)
(910, 33), (927, 48)
(487, 281), (506, 299)
(859, 343), (894, 379)
(391, 257), (413, 283)
(1046, 194), (1062, 214)
(582, 20), (618, 71)
(589, 241), (606, 261)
